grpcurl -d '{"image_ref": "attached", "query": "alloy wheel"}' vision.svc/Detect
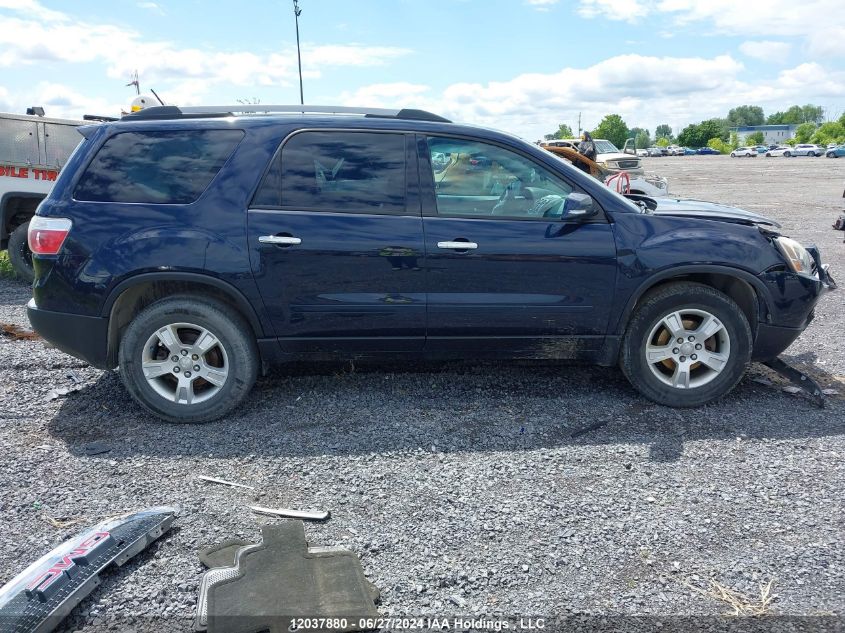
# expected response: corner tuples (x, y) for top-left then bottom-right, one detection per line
(644, 309), (731, 390)
(141, 322), (229, 405)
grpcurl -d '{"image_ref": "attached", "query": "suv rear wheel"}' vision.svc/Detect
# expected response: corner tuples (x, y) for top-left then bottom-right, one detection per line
(118, 296), (258, 423)
(620, 282), (752, 407)
(8, 221), (34, 283)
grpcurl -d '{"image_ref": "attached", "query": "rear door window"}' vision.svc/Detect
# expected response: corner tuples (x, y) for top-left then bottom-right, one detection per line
(74, 129), (243, 204)
(275, 131), (406, 213)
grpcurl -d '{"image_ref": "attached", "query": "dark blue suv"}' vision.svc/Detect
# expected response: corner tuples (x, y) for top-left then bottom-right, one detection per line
(26, 105), (834, 422)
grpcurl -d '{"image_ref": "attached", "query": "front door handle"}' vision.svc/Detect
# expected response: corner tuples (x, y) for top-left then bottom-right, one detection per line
(259, 235), (302, 246)
(437, 240), (478, 250)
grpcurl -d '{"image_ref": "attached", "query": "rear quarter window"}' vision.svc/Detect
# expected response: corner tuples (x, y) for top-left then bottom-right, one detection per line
(73, 129), (244, 204)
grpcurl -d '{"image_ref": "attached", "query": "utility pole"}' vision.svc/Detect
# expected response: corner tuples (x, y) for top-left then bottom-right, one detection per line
(293, 0), (304, 105)
(577, 112), (581, 136)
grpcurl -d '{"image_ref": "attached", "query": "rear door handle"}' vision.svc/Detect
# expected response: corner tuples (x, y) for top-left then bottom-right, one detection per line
(437, 240), (478, 250)
(259, 235), (302, 246)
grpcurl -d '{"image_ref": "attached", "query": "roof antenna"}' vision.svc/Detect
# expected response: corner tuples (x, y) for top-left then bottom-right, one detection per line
(126, 70), (140, 95)
(150, 88), (165, 105)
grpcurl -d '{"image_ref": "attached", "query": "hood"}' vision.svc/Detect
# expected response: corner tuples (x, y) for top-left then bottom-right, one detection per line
(630, 196), (781, 228)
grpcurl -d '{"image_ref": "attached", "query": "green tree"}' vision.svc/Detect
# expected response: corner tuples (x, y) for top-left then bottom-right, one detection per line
(706, 137), (731, 154)
(729, 131), (740, 150)
(794, 122), (816, 143)
(656, 137), (670, 147)
(801, 104), (824, 125)
(634, 130), (651, 149)
(545, 123), (573, 140)
(677, 119), (727, 148)
(745, 131), (765, 145)
(655, 124), (673, 140)
(727, 105), (765, 127)
(677, 124), (700, 148)
(811, 121), (845, 145)
(591, 114), (629, 148)
(767, 104), (825, 125)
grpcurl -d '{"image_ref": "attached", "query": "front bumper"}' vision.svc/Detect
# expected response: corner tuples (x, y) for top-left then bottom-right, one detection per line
(27, 298), (111, 369)
(752, 256), (835, 360)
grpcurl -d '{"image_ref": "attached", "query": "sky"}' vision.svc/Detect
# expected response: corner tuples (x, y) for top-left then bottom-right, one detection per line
(1, 0), (843, 142)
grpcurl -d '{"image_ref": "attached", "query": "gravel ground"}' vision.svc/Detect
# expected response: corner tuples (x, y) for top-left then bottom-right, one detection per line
(0, 156), (843, 631)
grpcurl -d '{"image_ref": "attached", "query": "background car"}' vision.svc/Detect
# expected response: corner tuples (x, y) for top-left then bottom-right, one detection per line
(730, 147), (757, 157)
(754, 145), (769, 154)
(666, 145), (684, 156)
(792, 144), (824, 157)
(826, 145), (845, 158)
(697, 147), (720, 155)
(636, 148), (648, 157)
(765, 146), (792, 157)
(683, 147), (697, 155)
(646, 147), (663, 156)
(541, 138), (643, 173)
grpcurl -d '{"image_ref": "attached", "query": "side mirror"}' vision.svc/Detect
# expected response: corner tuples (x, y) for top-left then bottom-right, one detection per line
(563, 192), (597, 220)
(622, 138), (636, 155)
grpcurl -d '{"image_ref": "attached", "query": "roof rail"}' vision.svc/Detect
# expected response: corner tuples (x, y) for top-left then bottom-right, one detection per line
(122, 105), (451, 123)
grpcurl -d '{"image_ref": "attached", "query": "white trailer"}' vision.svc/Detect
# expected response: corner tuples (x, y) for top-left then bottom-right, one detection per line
(1, 111), (84, 281)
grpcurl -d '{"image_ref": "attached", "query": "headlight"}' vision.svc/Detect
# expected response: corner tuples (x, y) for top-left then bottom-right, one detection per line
(774, 237), (814, 275)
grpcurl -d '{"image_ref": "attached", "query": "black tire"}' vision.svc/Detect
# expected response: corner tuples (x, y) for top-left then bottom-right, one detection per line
(118, 296), (259, 423)
(784, 151), (791, 157)
(619, 282), (752, 407)
(7, 221), (34, 283)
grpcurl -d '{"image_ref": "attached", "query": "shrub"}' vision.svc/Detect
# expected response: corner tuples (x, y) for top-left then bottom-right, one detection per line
(707, 138), (732, 154)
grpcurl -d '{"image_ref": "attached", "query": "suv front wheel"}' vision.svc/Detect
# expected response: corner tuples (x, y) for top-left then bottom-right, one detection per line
(118, 296), (259, 423)
(620, 282), (752, 407)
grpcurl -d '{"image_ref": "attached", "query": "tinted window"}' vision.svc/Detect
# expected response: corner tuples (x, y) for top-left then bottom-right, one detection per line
(74, 129), (243, 204)
(426, 136), (573, 219)
(280, 131), (406, 213)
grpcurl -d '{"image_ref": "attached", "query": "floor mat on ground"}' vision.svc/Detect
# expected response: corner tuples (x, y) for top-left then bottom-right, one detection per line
(198, 522), (379, 633)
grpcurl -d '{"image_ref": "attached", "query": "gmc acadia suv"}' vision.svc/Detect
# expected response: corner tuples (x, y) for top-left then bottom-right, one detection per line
(26, 105), (834, 423)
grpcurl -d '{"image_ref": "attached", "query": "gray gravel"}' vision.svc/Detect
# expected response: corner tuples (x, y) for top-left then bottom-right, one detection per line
(0, 156), (843, 631)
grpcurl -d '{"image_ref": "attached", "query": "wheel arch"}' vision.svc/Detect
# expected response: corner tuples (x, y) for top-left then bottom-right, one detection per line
(0, 192), (44, 247)
(615, 266), (770, 339)
(103, 272), (265, 367)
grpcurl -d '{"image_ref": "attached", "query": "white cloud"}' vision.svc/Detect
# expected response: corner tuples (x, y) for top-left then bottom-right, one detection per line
(0, 0), (68, 22)
(0, 1), (411, 110)
(0, 81), (125, 119)
(340, 55), (845, 142)
(739, 40), (792, 63)
(578, 0), (648, 21)
(577, 0), (845, 57)
(340, 82), (431, 106)
(137, 2), (165, 15)
(525, 0), (559, 10)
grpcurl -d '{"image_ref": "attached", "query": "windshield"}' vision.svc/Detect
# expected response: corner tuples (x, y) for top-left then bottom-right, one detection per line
(594, 140), (620, 154)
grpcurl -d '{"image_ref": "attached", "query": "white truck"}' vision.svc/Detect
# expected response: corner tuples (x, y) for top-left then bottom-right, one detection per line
(1, 111), (84, 281)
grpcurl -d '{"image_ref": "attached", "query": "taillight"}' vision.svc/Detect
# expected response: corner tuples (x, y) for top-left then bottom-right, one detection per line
(28, 216), (72, 256)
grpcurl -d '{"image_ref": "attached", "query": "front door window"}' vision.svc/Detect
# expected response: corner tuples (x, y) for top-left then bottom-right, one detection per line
(426, 136), (573, 219)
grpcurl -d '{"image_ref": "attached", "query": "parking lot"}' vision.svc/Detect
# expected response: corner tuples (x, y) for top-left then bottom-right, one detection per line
(0, 156), (843, 629)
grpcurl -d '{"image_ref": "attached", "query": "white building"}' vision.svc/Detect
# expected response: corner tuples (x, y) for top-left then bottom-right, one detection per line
(731, 124), (798, 145)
